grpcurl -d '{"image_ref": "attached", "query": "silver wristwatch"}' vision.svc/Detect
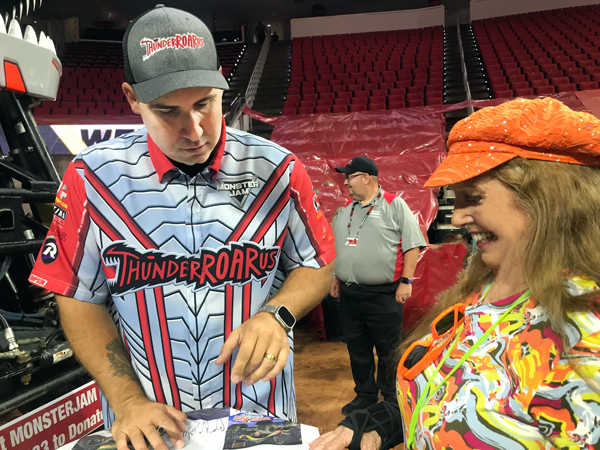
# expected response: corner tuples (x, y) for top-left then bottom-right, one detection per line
(258, 304), (296, 333)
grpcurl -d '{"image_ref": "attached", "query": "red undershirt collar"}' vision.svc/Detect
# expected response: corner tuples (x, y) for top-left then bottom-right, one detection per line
(148, 116), (227, 182)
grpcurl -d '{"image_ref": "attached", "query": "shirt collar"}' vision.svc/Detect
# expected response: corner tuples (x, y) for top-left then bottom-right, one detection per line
(354, 186), (384, 207)
(148, 116), (227, 182)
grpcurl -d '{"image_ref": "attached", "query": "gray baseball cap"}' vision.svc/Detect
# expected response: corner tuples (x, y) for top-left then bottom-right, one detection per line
(123, 5), (229, 103)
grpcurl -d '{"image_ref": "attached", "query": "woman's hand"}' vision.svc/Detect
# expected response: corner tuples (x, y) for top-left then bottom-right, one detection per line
(309, 426), (382, 450)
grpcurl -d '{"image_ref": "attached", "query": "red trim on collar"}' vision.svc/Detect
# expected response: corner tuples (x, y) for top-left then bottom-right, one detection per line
(147, 116), (227, 182)
(147, 134), (176, 182)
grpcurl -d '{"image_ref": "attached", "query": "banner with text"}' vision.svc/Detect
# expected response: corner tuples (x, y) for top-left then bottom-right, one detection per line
(0, 381), (103, 450)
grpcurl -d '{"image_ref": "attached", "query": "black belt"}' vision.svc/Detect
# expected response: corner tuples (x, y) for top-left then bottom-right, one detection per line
(341, 281), (399, 293)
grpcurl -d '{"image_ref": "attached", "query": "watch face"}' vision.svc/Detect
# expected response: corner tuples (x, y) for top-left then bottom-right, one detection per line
(278, 307), (295, 327)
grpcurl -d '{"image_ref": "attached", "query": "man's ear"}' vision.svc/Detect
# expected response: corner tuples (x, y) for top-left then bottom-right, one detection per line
(122, 82), (141, 115)
(219, 66), (223, 74)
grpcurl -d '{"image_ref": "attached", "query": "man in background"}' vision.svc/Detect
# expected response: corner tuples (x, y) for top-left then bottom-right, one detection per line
(330, 156), (425, 415)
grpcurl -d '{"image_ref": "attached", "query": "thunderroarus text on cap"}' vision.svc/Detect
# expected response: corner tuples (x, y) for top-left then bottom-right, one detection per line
(123, 4), (229, 103)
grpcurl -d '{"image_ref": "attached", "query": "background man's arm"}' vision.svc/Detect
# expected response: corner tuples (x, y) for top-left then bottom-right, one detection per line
(396, 247), (419, 303)
(216, 261), (334, 384)
(56, 295), (186, 450)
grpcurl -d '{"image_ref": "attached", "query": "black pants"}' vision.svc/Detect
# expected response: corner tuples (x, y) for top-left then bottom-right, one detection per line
(338, 283), (403, 402)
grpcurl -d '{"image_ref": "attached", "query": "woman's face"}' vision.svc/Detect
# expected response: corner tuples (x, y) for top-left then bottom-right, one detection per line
(451, 176), (530, 274)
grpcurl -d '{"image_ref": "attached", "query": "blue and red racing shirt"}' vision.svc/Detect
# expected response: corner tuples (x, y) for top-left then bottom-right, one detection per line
(29, 119), (336, 423)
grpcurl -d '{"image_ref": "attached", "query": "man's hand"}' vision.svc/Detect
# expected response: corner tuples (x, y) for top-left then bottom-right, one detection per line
(112, 395), (187, 450)
(308, 426), (382, 450)
(308, 426), (352, 450)
(330, 277), (341, 298)
(395, 283), (412, 304)
(215, 312), (289, 385)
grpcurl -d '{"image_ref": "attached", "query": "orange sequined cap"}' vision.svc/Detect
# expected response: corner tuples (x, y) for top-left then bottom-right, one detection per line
(424, 97), (600, 187)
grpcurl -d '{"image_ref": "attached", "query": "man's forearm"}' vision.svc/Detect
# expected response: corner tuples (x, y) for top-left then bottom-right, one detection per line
(401, 247), (420, 280)
(56, 295), (146, 414)
(267, 261), (335, 319)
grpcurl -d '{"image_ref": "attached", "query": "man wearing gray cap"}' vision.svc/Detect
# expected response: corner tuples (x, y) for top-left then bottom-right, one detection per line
(330, 156), (425, 416)
(28, 5), (335, 450)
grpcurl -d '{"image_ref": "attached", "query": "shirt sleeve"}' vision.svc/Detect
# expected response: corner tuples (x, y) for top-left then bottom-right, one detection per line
(279, 158), (336, 273)
(528, 323), (600, 449)
(393, 196), (427, 253)
(28, 161), (109, 303)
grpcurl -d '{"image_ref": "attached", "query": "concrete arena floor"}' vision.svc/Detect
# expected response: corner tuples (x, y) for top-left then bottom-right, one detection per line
(294, 324), (405, 450)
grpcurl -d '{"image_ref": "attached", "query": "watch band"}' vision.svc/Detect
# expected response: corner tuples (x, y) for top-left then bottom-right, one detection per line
(399, 277), (413, 285)
(258, 304), (296, 333)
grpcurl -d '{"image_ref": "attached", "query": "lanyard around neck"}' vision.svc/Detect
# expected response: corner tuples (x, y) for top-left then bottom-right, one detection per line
(346, 190), (382, 239)
(405, 287), (532, 449)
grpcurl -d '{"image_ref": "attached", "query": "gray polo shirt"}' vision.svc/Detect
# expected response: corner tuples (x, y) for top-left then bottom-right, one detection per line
(332, 188), (426, 285)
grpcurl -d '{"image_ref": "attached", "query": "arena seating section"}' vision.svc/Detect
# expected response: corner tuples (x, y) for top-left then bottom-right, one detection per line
(282, 27), (444, 115)
(34, 41), (245, 117)
(474, 5), (600, 99)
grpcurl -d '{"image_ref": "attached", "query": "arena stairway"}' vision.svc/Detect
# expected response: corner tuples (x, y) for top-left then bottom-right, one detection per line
(249, 40), (293, 139)
(222, 43), (261, 114)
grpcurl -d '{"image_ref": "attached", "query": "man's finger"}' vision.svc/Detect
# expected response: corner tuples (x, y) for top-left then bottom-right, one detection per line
(114, 431), (132, 450)
(261, 346), (290, 381)
(215, 328), (242, 365)
(230, 331), (261, 383)
(128, 429), (150, 450)
(140, 424), (170, 450)
(153, 417), (185, 449)
(165, 406), (188, 432)
(241, 335), (271, 378)
(244, 345), (281, 384)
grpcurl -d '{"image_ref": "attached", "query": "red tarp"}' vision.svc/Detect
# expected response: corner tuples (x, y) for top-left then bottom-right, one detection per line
(244, 105), (459, 241)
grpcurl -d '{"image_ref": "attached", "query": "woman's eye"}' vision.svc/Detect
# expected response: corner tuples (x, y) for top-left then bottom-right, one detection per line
(467, 195), (483, 204)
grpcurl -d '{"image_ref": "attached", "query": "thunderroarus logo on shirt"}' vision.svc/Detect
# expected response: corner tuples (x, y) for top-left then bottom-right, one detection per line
(102, 241), (279, 296)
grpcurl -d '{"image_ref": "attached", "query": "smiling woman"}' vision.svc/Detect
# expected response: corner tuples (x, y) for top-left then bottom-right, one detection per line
(310, 97), (600, 450)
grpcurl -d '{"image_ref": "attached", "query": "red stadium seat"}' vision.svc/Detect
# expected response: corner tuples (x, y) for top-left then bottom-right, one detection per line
(514, 88), (534, 96)
(315, 106), (331, 114)
(353, 90), (369, 98)
(571, 74), (591, 84)
(579, 81), (599, 90)
(332, 105), (348, 113)
(281, 107), (297, 115)
(368, 96), (386, 104)
(337, 91), (353, 99)
(388, 100), (405, 109)
(534, 85), (556, 95)
(530, 79), (549, 88)
(298, 106), (314, 114)
(334, 98), (350, 106)
(511, 81), (530, 90)
(555, 83), (577, 92)
(426, 97), (443, 106)
(495, 90), (514, 98)
(550, 76), (570, 86)
(368, 103), (386, 111)
(350, 97), (368, 105)
(349, 104), (367, 112)
(526, 72), (545, 81)
(407, 98), (424, 107)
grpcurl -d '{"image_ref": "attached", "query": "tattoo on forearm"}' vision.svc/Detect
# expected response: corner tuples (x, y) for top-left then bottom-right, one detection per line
(106, 338), (137, 380)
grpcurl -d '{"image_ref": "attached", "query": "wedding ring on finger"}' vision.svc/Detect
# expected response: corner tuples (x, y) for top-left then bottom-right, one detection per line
(264, 352), (277, 364)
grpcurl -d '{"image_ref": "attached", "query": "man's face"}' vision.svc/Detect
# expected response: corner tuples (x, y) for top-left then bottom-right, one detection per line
(124, 84), (224, 165)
